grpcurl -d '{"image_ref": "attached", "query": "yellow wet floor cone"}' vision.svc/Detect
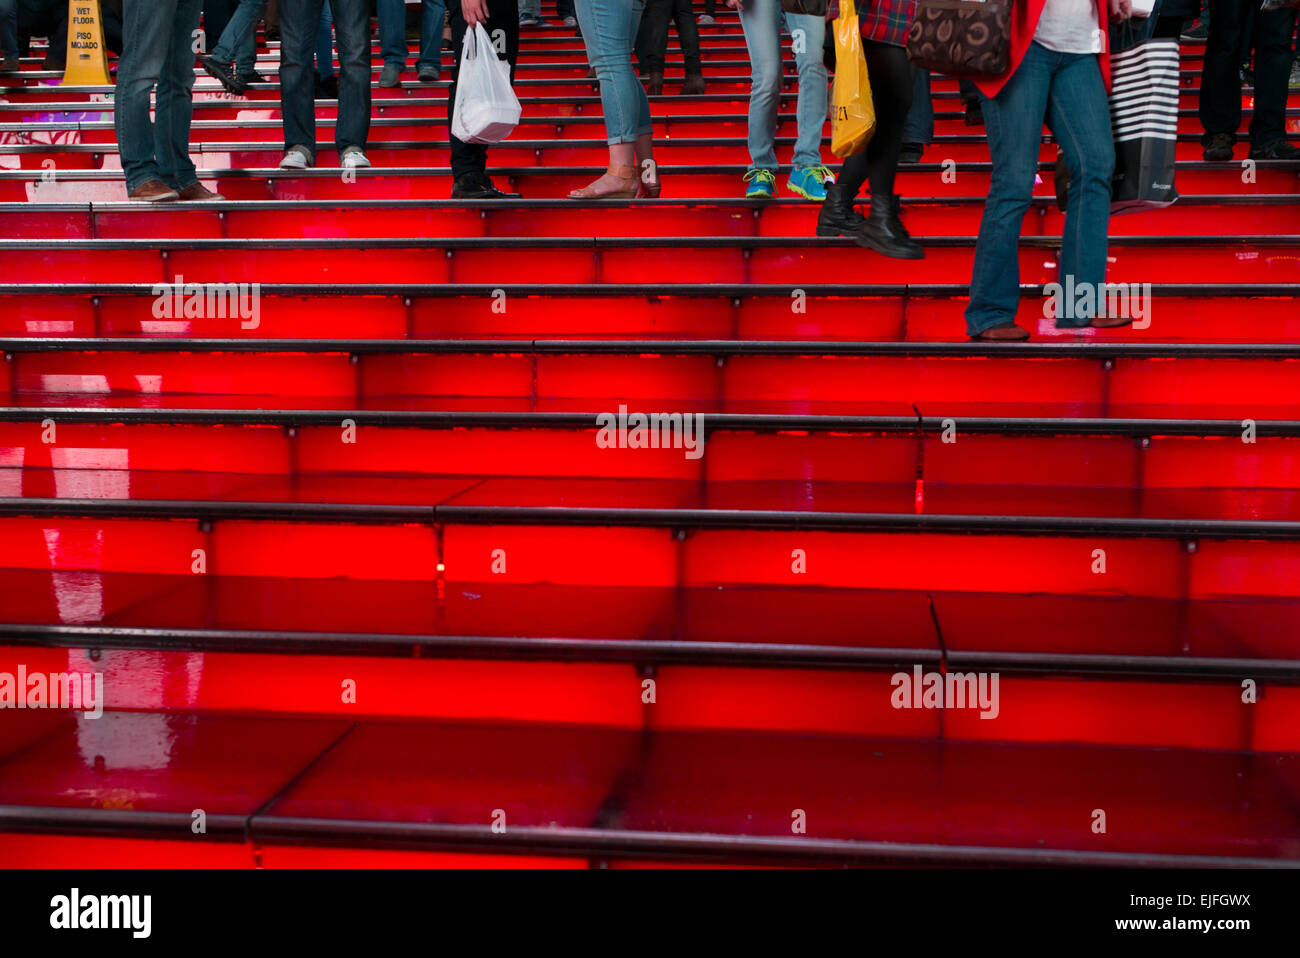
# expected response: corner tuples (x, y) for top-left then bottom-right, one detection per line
(61, 0), (110, 86)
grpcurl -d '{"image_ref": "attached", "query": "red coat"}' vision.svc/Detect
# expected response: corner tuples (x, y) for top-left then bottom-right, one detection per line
(972, 0), (1114, 99)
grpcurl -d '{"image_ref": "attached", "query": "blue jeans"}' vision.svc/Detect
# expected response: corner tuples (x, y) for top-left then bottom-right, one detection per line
(966, 42), (1114, 335)
(115, 0), (202, 193)
(575, 0), (652, 145)
(901, 67), (932, 145)
(316, 0), (334, 79)
(280, 0), (370, 157)
(738, 0), (826, 170)
(379, 0), (445, 71)
(0, 0), (16, 59)
(211, 0), (265, 72)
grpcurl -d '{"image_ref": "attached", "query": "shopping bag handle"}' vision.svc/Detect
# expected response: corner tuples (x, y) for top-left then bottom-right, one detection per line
(463, 24), (480, 62)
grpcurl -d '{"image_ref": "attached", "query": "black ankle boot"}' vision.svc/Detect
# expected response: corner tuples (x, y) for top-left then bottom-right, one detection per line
(815, 184), (866, 237)
(857, 194), (924, 259)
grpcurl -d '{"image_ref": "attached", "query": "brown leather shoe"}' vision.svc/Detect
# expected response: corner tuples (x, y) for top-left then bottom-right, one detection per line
(971, 323), (1030, 341)
(682, 73), (705, 95)
(176, 181), (225, 201)
(1089, 314), (1133, 328)
(127, 179), (179, 202)
(646, 72), (663, 95)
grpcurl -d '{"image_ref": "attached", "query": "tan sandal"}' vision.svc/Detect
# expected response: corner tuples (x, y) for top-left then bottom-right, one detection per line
(569, 164), (638, 200)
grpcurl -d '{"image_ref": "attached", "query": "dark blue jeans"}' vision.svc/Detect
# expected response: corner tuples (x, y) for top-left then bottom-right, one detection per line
(0, 0), (16, 59)
(379, 0), (445, 71)
(210, 0), (265, 72)
(115, 0), (203, 193)
(966, 42), (1114, 335)
(280, 0), (370, 158)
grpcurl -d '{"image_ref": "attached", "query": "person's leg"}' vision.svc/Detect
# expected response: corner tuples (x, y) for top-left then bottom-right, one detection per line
(331, 0), (370, 154)
(859, 41), (911, 201)
(102, 5), (124, 56)
(635, 0), (669, 77)
(1046, 51), (1114, 327)
(155, 0), (203, 189)
(203, 0), (235, 50)
(377, 0), (406, 66)
(0, 0), (19, 61)
(316, 0), (333, 79)
(965, 42), (1054, 336)
(278, 0), (322, 155)
(1199, 0), (1246, 145)
(901, 68), (934, 148)
(577, 0), (651, 146)
(671, 0), (702, 76)
(785, 10), (825, 170)
(1247, 5), (1300, 150)
(115, 0), (178, 192)
(556, 0), (574, 20)
(417, 0), (446, 72)
(447, 0), (519, 182)
(572, 0), (651, 194)
(23, 0), (67, 68)
(211, 0), (265, 64)
(737, 0), (781, 171)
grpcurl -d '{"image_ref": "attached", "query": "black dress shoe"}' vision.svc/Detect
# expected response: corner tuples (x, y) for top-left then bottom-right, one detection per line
(1203, 132), (1235, 161)
(238, 69), (269, 85)
(1248, 139), (1300, 160)
(451, 172), (521, 199)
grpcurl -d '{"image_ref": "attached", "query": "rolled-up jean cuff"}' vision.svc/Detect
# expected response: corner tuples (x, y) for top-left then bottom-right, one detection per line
(606, 125), (652, 145)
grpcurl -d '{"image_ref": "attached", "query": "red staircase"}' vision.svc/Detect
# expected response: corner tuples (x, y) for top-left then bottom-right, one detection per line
(0, 10), (1299, 868)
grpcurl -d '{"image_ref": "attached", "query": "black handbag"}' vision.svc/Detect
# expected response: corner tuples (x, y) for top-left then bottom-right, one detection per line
(905, 0), (1013, 78)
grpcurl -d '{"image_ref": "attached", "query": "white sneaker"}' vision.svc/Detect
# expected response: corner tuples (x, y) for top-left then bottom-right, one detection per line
(279, 145), (312, 169)
(341, 146), (371, 168)
(563, 15), (576, 26)
(698, 14), (715, 24)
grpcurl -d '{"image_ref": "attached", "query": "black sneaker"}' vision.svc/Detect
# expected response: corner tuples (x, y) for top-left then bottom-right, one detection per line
(237, 69), (268, 85)
(1180, 20), (1208, 41)
(1249, 139), (1300, 160)
(198, 55), (247, 94)
(1203, 132), (1235, 161)
(379, 62), (401, 88)
(450, 172), (521, 199)
(417, 64), (440, 83)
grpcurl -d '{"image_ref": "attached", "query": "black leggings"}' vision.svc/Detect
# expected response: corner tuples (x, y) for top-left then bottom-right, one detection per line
(837, 40), (914, 201)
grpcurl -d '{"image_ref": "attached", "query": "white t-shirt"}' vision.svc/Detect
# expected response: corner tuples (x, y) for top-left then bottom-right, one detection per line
(1034, 0), (1104, 54)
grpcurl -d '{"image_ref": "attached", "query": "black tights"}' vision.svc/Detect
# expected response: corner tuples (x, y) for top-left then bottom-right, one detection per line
(837, 41), (914, 202)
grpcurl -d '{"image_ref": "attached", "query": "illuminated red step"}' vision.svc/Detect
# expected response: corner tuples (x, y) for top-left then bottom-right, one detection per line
(1, 286), (1295, 343)
(2, 713), (1297, 864)
(2, 571), (1297, 677)
(7, 344), (1300, 419)
(3, 196), (1297, 242)
(2, 507), (1300, 601)
(0, 236), (1295, 284)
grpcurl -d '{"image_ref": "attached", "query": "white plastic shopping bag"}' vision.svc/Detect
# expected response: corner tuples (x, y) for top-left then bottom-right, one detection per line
(451, 24), (522, 144)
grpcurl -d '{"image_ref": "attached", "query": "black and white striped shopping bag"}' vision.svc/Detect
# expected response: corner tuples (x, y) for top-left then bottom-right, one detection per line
(1109, 35), (1181, 214)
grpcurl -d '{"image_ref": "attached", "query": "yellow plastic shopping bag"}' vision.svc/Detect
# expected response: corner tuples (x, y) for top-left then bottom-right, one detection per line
(830, 0), (876, 157)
